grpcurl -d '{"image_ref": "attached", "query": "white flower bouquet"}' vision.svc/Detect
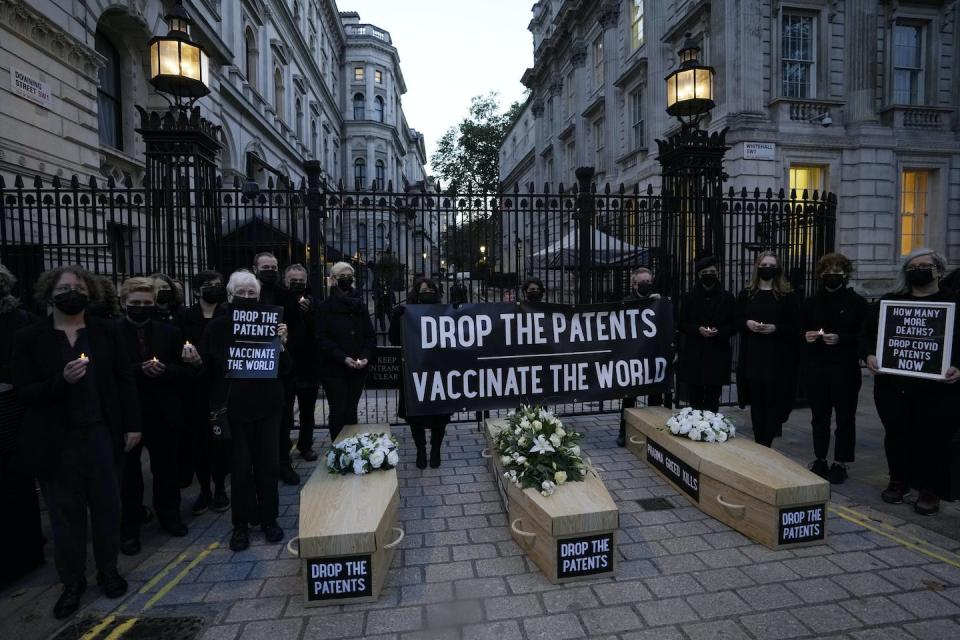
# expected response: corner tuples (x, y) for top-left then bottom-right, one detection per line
(326, 432), (400, 475)
(495, 405), (586, 497)
(665, 407), (736, 443)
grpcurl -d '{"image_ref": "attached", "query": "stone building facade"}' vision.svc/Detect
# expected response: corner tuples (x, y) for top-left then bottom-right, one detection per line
(0, 0), (426, 189)
(499, 0), (960, 292)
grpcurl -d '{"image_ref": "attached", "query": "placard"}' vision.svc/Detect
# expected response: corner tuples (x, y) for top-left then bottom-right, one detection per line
(366, 346), (401, 389)
(875, 300), (955, 380)
(778, 504), (826, 545)
(400, 300), (673, 415)
(646, 439), (700, 501)
(225, 304), (283, 379)
(556, 533), (614, 579)
(305, 554), (373, 601)
(11, 68), (52, 109)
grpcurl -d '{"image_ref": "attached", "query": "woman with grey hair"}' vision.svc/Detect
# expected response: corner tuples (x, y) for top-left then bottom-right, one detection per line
(861, 248), (959, 515)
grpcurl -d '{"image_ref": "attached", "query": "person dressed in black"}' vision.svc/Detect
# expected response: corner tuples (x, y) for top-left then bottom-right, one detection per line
(253, 251), (283, 306)
(316, 262), (376, 442)
(117, 277), (193, 555)
(374, 278), (395, 332)
(390, 279), (452, 468)
(522, 277), (545, 302)
(736, 251), (801, 447)
(618, 268), (669, 446)
(176, 270), (230, 514)
(450, 280), (468, 305)
(197, 270), (290, 551)
(677, 255), (735, 414)
(150, 273), (181, 323)
(280, 264), (321, 468)
(800, 253), (868, 484)
(85, 275), (121, 320)
(862, 248), (959, 515)
(1, 264), (37, 382)
(12, 266), (141, 619)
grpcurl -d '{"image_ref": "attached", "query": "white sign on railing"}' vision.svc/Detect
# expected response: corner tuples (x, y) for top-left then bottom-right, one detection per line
(11, 68), (52, 109)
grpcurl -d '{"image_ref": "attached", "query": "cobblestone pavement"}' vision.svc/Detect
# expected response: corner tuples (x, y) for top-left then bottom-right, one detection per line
(2, 374), (959, 640)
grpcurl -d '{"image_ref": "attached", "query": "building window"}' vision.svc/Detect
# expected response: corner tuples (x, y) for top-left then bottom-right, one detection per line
(593, 37), (604, 90)
(789, 165), (826, 195)
(375, 69), (383, 84)
(545, 156), (554, 185)
(565, 141), (576, 175)
(295, 99), (304, 139)
(357, 223), (367, 254)
(781, 13), (815, 98)
(900, 169), (930, 255)
(629, 88), (644, 150)
(565, 70), (575, 117)
(631, 0), (645, 50)
(593, 118), (604, 173)
(353, 93), (365, 120)
(375, 95), (385, 122)
(244, 27), (258, 87)
(375, 159), (385, 189)
(376, 223), (386, 250)
(95, 30), (123, 151)
(273, 68), (284, 116)
(893, 24), (924, 105)
(546, 96), (554, 133)
(354, 158), (366, 189)
(311, 119), (318, 158)
(354, 66), (364, 81)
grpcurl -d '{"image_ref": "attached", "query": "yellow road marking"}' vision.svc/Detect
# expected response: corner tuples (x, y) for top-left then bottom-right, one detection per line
(142, 542), (219, 611)
(829, 505), (960, 569)
(80, 614), (116, 640)
(103, 617), (138, 640)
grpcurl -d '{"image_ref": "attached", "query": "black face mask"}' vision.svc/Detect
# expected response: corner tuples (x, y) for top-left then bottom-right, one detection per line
(634, 283), (653, 297)
(156, 289), (175, 306)
(418, 292), (439, 304)
(526, 290), (543, 302)
(822, 274), (845, 291)
(126, 305), (154, 324)
(905, 268), (935, 287)
(757, 266), (780, 281)
(336, 277), (354, 293)
(232, 296), (258, 309)
(53, 290), (90, 316)
(287, 282), (307, 295)
(258, 270), (279, 288)
(201, 285), (226, 304)
(699, 273), (719, 289)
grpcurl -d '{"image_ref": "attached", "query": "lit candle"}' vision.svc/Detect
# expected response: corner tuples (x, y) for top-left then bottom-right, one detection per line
(79, 352), (89, 362)
(818, 328), (825, 337)
(152, 356), (159, 364)
(299, 296), (306, 304)
(184, 340), (193, 348)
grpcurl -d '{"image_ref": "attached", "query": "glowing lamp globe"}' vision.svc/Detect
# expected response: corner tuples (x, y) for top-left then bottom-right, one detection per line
(148, 1), (210, 100)
(665, 36), (714, 119)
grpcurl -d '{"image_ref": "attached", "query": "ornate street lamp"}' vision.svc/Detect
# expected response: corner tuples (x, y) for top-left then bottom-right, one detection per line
(665, 35), (714, 125)
(148, 0), (210, 107)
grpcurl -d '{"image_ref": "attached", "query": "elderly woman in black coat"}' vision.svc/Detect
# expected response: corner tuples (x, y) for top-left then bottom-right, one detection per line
(390, 278), (452, 468)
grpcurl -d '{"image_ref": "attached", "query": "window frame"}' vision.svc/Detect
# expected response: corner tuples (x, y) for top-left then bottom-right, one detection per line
(354, 66), (364, 82)
(630, 0), (645, 51)
(244, 26), (258, 87)
(354, 158), (367, 190)
(375, 95), (385, 122)
(565, 70), (575, 117)
(353, 93), (365, 120)
(593, 118), (605, 174)
(375, 69), (383, 84)
(891, 21), (926, 106)
(95, 29), (124, 151)
(898, 168), (931, 256)
(273, 67), (285, 117)
(375, 159), (386, 190)
(629, 87), (644, 151)
(780, 11), (818, 99)
(592, 37), (604, 91)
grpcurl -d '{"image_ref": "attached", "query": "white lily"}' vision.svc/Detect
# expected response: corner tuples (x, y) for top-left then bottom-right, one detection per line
(530, 435), (555, 455)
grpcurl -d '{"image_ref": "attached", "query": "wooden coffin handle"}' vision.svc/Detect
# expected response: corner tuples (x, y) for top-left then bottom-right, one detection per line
(716, 494), (747, 518)
(480, 448), (493, 459)
(510, 518), (537, 542)
(629, 436), (646, 446)
(383, 527), (405, 549)
(585, 457), (603, 481)
(286, 536), (300, 557)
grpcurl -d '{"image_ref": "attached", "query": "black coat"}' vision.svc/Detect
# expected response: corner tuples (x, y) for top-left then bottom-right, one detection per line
(799, 287), (868, 370)
(315, 290), (376, 377)
(283, 293), (321, 383)
(199, 311), (292, 421)
(12, 316), (142, 479)
(677, 286), (736, 386)
(118, 319), (193, 430)
(0, 297), (37, 384)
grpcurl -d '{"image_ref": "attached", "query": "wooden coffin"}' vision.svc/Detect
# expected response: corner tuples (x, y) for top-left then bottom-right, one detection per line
(484, 419), (619, 584)
(625, 407), (830, 549)
(295, 424), (402, 606)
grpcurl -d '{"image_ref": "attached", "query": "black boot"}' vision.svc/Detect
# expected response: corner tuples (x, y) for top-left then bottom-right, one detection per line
(429, 425), (446, 468)
(411, 427), (427, 469)
(616, 420), (626, 447)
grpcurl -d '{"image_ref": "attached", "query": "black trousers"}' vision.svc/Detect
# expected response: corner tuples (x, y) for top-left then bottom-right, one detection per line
(686, 384), (722, 413)
(280, 381), (320, 462)
(874, 376), (958, 497)
(807, 363), (861, 462)
(41, 426), (121, 585)
(231, 413), (280, 527)
(121, 425), (181, 537)
(185, 398), (227, 494)
(743, 378), (781, 447)
(321, 373), (366, 442)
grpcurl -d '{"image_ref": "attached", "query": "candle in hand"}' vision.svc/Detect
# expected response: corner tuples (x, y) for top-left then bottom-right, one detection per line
(818, 328), (825, 337)
(152, 356), (159, 363)
(79, 352), (89, 362)
(184, 341), (192, 348)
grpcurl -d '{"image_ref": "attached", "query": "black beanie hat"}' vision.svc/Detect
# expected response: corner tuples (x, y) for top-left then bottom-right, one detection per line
(694, 254), (718, 273)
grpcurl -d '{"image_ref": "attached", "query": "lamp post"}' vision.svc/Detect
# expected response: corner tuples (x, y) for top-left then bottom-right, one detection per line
(656, 34), (728, 302)
(148, 0), (211, 109)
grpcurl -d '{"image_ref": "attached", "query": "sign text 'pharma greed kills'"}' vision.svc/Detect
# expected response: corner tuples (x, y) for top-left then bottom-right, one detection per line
(876, 300), (956, 380)
(645, 438), (700, 501)
(556, 533), (614, 579)
(399, 300), (674, 415)
(225, 305), (283, 379)
(11, 68), (52, 109)
(306, 555), (372, 601)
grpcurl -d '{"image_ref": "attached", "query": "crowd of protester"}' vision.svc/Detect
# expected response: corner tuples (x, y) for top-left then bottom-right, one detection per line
(0, 245), (957, 619)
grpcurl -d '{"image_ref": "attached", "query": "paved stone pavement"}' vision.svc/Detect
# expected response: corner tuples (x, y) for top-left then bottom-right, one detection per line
(2, 372), (959, 640)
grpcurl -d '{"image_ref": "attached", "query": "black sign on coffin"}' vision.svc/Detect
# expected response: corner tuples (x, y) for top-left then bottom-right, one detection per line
(225, 304), (284, 380)
(400, 301), (674, 416)
(556, 532), (615, 579)
(645, 439), (700, 501)
(778, 504), (826, 545)
(306, 554), (373, 601)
